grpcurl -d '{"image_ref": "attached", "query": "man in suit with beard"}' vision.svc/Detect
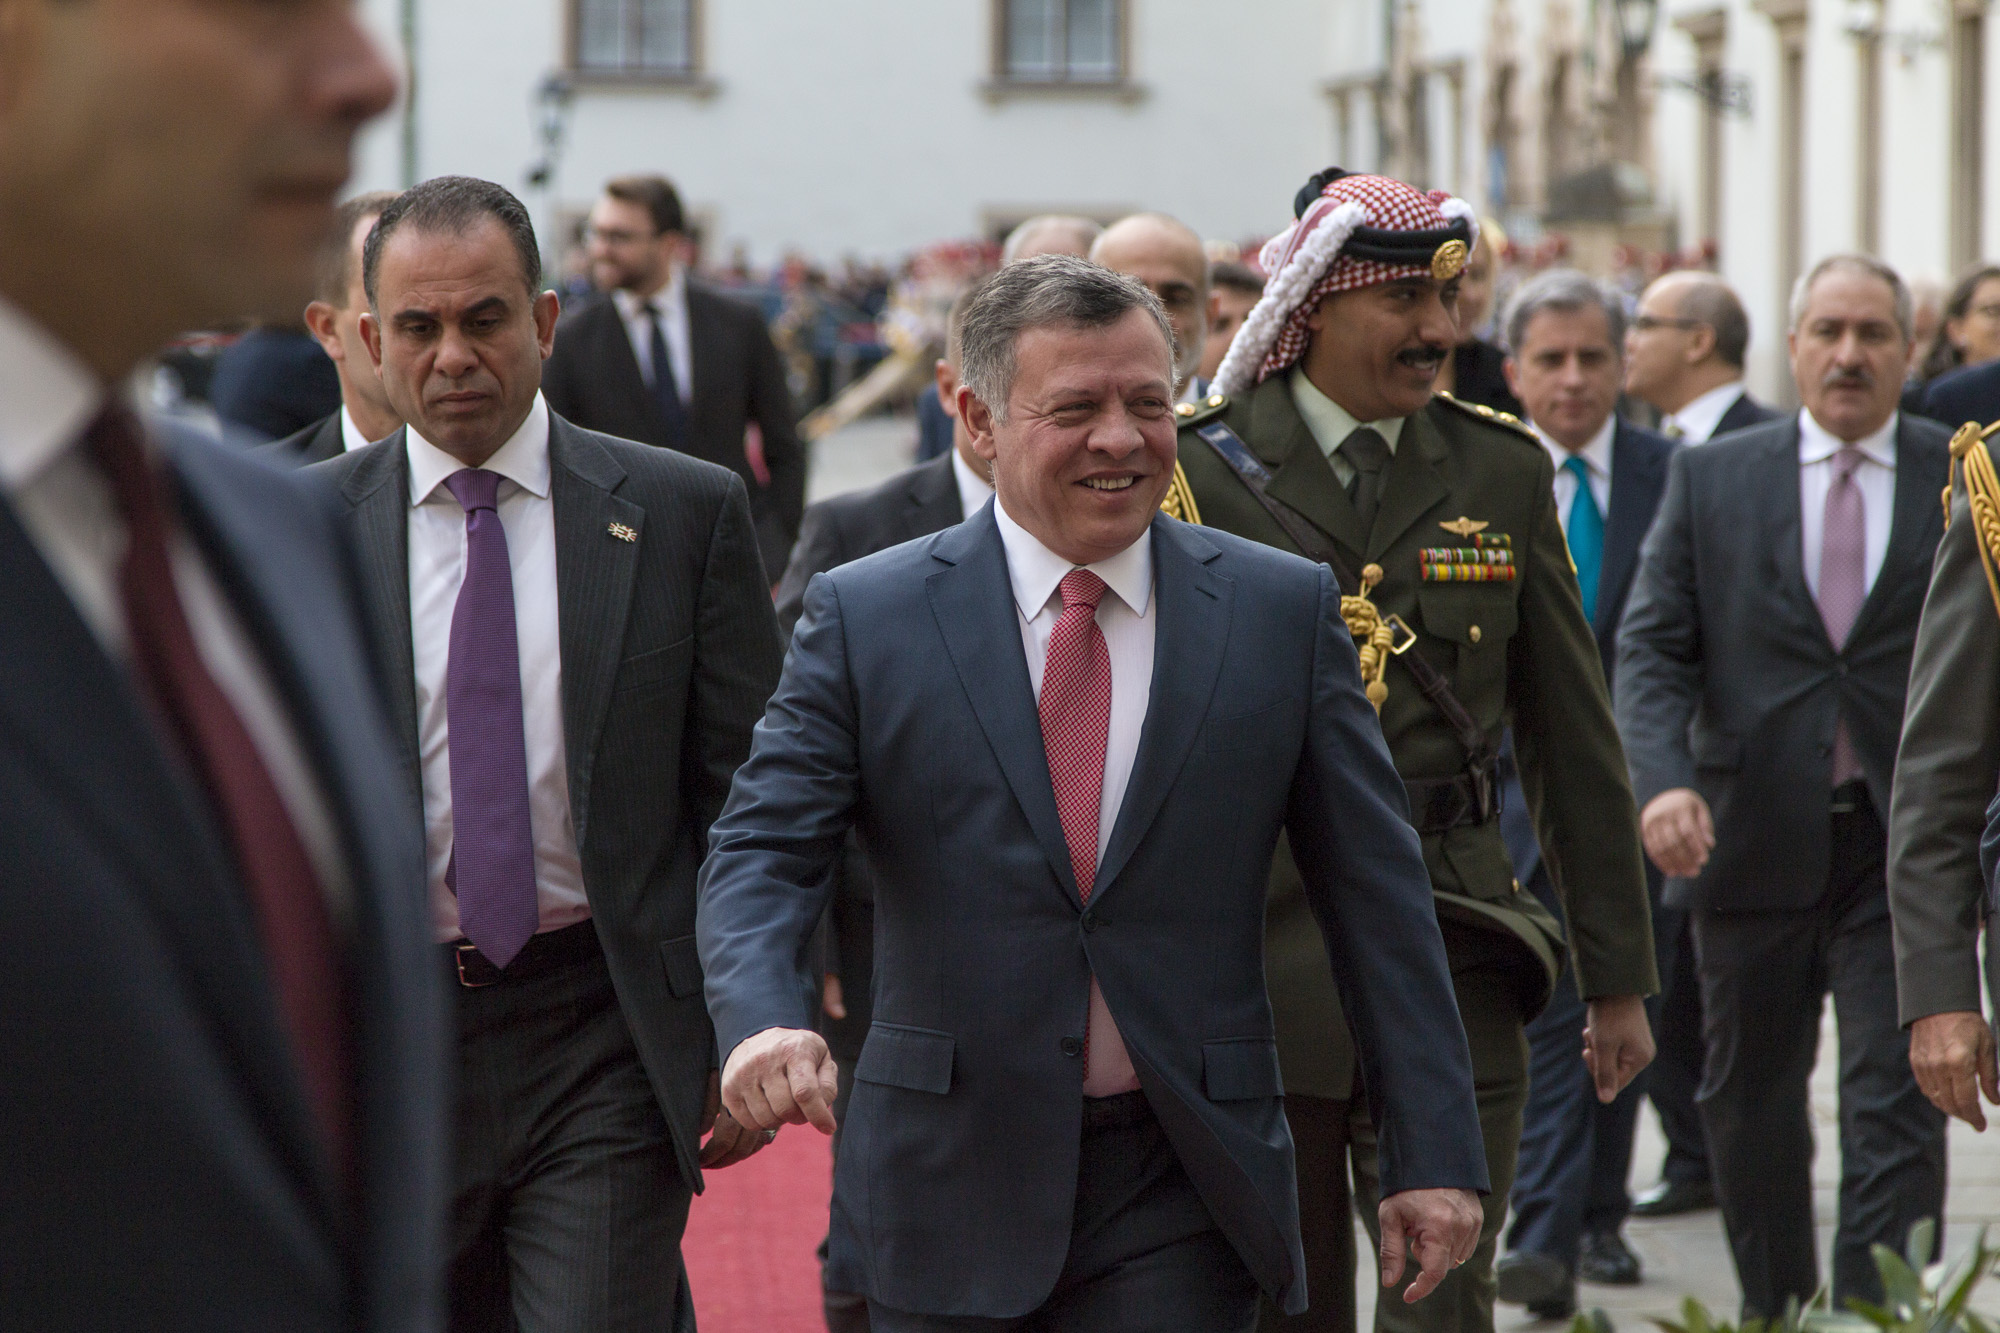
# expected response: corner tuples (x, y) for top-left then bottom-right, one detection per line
(542, 173), (804, 576)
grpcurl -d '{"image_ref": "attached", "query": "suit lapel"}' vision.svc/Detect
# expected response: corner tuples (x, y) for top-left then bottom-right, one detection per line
(594, 300), (669, 438)
(550, 418), (644, 849)
(1847, 419), (1944, 644)
(686, 286), (724, 430)
(907, 453), (964, 537)
(1599, 423), (1662, 627)
(339, 435), (421, 790)
(1365, 408), (1454, 559)
(926, 509), (1080, 904)
(1758, 421), (1822, 642)
(1094, 518), (1231, 900)
(1254, 379), (1370, 561)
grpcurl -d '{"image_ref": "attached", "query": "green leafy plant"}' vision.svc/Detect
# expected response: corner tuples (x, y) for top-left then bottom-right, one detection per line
(1566, 1221), (2000, 1333)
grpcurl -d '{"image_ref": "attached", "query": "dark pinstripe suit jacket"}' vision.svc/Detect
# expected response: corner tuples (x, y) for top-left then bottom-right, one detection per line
(308, 411), (784, 1192)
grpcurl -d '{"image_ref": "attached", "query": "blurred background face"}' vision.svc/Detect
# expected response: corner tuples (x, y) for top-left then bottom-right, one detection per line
(586, 194), (677, 295)
(363, 218), (558, 463)
(0, 0), (397, 374)
(1790, 267), (1909, 442)
(1455, 233), (1498, 339)
(1623, 275), (1705, 406)
(1092, 217), (1209, 385)
(963, 310), (1177, 566)
(1946, 274), (2000, 367)
(1201, 281), (1260, 381)
(304, 212), (393, 415)
(1505, 303), (1621, 450)
(1302, 276), (1461, 422)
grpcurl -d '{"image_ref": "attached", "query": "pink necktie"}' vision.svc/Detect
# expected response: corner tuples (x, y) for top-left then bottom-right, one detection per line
(1038, 570), (1137, 1095)
(1818, 448), (1866, 786)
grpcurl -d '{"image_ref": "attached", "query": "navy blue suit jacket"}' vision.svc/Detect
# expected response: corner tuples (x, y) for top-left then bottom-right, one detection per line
(696, 504), (1485, 1318)
(1502, 420), (1675, 916)
(0, 423), (446, 1330)
(1919, 358), (2000, 431)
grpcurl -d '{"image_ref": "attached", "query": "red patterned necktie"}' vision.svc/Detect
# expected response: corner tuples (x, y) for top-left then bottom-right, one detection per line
(1039, 570), (1112, 898)
(88, 406), (353, 1183)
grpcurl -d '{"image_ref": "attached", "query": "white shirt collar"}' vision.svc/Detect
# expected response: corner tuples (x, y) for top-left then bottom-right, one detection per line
(950, 447), (994, 520)
(339, 405), (377, 454)
(1288, 366), (1405, 457)
(992, 493), (1154, 622)
(407, 393), (552, 506)
(1797, 407), (1897, 469)
(1535, 413), (1616, 480)
(612, 263), (687, 320)
(1664, 381), (1747, 443)
(0, 294), (105, 495)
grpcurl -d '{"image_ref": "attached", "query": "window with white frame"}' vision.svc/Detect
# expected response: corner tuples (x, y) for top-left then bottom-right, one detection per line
(1000, 0), (1124, 83)
(574, 0), (696, 76)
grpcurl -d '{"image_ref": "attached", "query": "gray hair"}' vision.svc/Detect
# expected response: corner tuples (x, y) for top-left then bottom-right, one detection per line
(1503, 269), (1627, 356)
(1000, 215), (1104, 265)
(1789, 254), (1913, 345)
(958, 254), (1176, 420)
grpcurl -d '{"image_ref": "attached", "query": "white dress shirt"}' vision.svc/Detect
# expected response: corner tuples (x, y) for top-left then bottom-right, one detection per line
(1662, 382), (1750, 444)
(950, 447), (994, 521)
(612, 269), (693, 401)
(0, 295), (350, 917)
(340, 405), (376, 454)
(1289, 366), (1406, 488)
(993, 496), (1154, 1097)
(407, 393), (590, 943)
(1798, 410), (1897, 599)
(1539, 414), (1616, 517)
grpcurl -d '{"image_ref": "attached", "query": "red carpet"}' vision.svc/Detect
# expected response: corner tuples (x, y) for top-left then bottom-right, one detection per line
(683, 1125), (835, 1330)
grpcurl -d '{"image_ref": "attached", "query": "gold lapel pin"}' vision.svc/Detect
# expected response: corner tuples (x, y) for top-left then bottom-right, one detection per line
(607, 522), (638, 543)
(1439, 516), (1490, 537)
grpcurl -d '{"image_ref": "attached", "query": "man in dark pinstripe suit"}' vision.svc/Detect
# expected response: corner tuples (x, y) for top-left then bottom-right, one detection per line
(310, 176), (785, 1333)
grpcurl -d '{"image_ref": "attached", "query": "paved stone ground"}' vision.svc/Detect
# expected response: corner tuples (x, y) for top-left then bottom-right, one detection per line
(802, 413), (2000, 1333)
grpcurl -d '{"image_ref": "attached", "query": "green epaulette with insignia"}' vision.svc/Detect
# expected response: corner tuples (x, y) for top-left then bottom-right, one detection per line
(1433, 389), (1539, 443)
(1173, 391), (1231, 428)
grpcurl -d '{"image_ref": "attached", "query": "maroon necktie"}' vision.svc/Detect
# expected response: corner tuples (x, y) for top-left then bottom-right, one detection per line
(89, 406), (352, 1180)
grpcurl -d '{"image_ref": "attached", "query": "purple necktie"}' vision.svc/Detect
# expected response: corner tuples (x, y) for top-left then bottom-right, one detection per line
(1817, 448), (1867, 787)
(443, 468), (539, 967)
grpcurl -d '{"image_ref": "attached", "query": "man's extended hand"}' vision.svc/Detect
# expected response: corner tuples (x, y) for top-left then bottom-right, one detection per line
(700, 1070), (771, 1168)
(1583, 994), (1655, 1102)
(721, 1027), (840, 1135)
(1910, 1010), (1998, 1130)
(1378, 1187), (1482, 1302)
(1640, 788), (1714, 878)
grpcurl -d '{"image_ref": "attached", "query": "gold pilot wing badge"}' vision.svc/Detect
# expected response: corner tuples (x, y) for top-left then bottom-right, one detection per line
(607, 522), (638, 543)
(1439, 516), (1489, 538)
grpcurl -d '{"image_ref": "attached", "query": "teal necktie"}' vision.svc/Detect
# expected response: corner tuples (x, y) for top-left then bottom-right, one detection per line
(1563, 455), (1603, 627)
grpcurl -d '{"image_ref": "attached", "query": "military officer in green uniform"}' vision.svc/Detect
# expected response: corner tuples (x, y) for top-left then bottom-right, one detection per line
(1167, 168), (1660, 1333)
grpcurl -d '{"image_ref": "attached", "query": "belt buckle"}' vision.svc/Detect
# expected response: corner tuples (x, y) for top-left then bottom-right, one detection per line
(455, 943), (497, 988)
(1384, 613), (1419, 655)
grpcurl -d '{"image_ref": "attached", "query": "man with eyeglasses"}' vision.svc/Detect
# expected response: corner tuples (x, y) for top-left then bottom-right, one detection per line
(1624, 271), (1779, 444)
(543, 175), (805, 575)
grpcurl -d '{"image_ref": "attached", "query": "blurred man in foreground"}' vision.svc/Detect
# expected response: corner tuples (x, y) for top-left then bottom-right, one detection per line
(0, 2), (448, 1329)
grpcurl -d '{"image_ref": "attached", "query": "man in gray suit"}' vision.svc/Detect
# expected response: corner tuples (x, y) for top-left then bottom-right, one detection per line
(1617, 254), (1950, 1320)
(310, 177), (783, 1332)
(0, 3), (447, 1329)
(699, 256), (1487, 1330)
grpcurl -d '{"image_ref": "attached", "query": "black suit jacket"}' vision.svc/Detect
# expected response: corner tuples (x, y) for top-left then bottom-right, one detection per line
(209, 327), (343, 442)
(1615, 413), (1951, 911)
(1917, 358), (2000, 430)
(542, 286), (805, 576)
(308, 413), (784, 1192)
(1710, 389), (1782, 440)
(1503, 419), (1675, 886)
(0, 422), (446, 1331)
(774, 452), (962, 638)
(265, 410), (345, 466)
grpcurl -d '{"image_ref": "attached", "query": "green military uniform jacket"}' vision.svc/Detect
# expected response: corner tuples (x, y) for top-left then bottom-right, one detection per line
(1175, 376), (1657, 1099)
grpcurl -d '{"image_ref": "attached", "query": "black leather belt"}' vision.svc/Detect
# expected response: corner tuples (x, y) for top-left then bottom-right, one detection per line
(444, 919), (600, 988)
(1406, 759), (1502, 834)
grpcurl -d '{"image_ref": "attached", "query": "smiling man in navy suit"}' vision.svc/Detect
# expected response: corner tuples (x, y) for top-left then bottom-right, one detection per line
(698, 255), (1488, 1331)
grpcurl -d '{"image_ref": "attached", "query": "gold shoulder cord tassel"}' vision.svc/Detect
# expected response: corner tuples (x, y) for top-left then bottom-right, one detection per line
(1160, 461), (1202, 525)
(1946, 419), (2000, 621)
